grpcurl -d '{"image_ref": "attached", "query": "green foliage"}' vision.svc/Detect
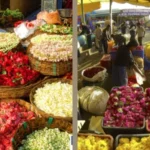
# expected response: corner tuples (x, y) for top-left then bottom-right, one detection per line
(2, 8), (24, 19)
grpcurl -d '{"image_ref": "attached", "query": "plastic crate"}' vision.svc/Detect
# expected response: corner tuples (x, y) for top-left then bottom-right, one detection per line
(78, 131), (114, 150)
(146, 120), (150, 132)
(101, 118), (145, 138)
(115, 134), (150, 149)
(132, 50), (144, 58)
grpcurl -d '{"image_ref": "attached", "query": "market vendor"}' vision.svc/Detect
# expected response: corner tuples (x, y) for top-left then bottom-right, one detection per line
(112, 40), (145, 86)
(111, 33), (126, 47)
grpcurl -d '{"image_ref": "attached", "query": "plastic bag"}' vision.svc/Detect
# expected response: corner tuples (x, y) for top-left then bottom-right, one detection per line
(14, 20), (45, 39)
(134, 71), (146, 85)
(14, 22), (35, 39)
(78, 86), (109, 115)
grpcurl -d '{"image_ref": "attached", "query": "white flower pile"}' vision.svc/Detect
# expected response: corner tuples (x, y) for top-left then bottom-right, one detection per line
(34, 82), (72, 117)
(18, 128), (70, 150)
(0, 33), (20, 52)
(31, 34), (72, 44)
(30, 41), (72, 62)
(30, 34), (72, 62)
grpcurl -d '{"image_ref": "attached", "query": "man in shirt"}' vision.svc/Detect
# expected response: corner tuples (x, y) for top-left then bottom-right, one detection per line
(101, 25), (111, 54)
(79, 23), (92, 49)
(136, 23), (145, 46)
(120, 21), (127, 35)
(112, 40), (145, 86)
(94, 24), (103, 52)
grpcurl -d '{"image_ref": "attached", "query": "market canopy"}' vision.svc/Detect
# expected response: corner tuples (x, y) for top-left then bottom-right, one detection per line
(113, 0), (150, 7)
(77, 0), (101, 16)
(118, 9), (150, 16)
(89, 9), (121, 17)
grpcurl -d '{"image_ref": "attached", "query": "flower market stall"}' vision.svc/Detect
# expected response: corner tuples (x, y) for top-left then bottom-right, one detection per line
(0, 5), (73, 150)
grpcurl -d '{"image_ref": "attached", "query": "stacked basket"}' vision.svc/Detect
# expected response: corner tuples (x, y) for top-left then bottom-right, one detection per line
(0, 19), (73, 150)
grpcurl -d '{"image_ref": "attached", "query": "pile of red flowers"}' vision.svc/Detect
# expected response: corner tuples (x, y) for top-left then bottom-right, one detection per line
(84, 67), (104, 78)
(0, 51), (39, 86)
(0, 101), (36, 150)
(63, 72), (72, 80)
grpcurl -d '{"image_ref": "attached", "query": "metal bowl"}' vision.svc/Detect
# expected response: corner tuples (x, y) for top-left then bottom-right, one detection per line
(58, 9), (72, 18)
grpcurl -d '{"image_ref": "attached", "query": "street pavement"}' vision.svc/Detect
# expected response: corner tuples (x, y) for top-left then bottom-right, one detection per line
(78, 29), (150, 90)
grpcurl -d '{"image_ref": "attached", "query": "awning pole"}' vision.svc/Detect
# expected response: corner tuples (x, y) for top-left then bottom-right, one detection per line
(109, 0), (113, 34)
(81, 0), (86, 24)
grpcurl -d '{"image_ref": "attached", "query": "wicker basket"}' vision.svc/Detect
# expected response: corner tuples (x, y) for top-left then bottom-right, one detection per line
(78, 133), (113, 150)
(12, 117), (72, 150)
(27, 44), (72, 76)
(0, 99), (42, 117)
(30, 78), (72, 122)
(0, 75), (49, 99)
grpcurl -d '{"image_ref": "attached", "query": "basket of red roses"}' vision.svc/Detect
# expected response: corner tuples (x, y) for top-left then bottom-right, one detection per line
(0, 99), (42, 150)
(0, 51), (42, 98)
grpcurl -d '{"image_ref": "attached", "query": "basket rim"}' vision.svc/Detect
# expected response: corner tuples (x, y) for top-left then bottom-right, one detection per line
(30, 78), (72, 121)
(0, 99), (42, 117)
(12, 117), (72, 149)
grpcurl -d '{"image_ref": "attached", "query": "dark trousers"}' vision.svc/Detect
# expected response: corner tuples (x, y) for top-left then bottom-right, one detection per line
(87, 34), (92, 49)
(101, 39), (108, 54)
(138, 37), (143, 46)
(112, 65), (127, 86)
(130, 31), (136, 41)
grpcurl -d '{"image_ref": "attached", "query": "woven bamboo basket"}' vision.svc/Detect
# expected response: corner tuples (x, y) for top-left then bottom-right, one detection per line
(0, 75), (50, 99)
(0, 99), (42, 117)
(30, 78), (72, 122)
(27, 44), (72, 76)
(12, 117), (72, 150)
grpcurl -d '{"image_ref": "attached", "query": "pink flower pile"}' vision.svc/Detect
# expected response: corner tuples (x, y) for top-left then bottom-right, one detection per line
(104, 86), (145, 128)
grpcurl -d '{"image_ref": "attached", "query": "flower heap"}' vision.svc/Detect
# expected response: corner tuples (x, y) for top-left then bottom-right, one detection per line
(30, 34), (72, 62)
(33, 82), (72, 117)
(104, 86), (145, 128)
(0, 51), (39, 86)
(0, 33), (20, 52)
(0, 101), (36, 150)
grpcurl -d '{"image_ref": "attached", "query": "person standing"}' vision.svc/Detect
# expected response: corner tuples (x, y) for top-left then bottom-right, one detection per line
(79, 23), (92, 49)
(129, 22), (136, 41)
(94, 24), (103, 53)
(112, 40), (145, 86)
(101, 25), (111, 54)
(120, 21), (127, 35)
(111, 33), (126, 47)
(136, 23), (145, 46)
